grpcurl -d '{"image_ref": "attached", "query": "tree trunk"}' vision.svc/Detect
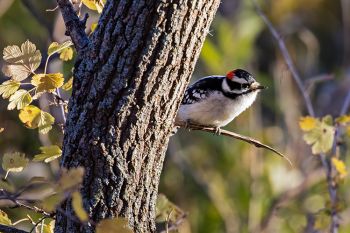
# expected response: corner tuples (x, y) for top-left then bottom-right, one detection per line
(54, 0), (220, 232)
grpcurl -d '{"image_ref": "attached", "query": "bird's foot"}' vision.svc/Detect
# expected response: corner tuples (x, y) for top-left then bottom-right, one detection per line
(214, 127), (222, 135)
(185, 121), (191, 132)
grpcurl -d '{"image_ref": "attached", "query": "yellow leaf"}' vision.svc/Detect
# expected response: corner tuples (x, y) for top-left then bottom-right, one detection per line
(41, 220), (55, 233)
(332, 158), (347, 179)
(31, 73), (64, 94)
(19, 105), (55, 134)
(7, 89), (32, 110)
(336, 115), (350, 125)
(0, 80), (20, 99)
(96, 218), (133, 233)
(48, 41), (73, 56)
(62, 77), (73, 91)
(41, 193), (65, 212)
(82, 0), (106, 13)
(33, 145), (62, 163)
(19, 105), (41, 128)
(57, 167), (84, 192)
(2, 40), (42, 81)
(299, 116), (317, 131)
(2, 152), (28, 173)
(91, 23), (98, 33)
(302, 118), (335, 155)
(0, 210), (12, 225)
(72, 191), (89, 222)
(59, 47), (73, 61)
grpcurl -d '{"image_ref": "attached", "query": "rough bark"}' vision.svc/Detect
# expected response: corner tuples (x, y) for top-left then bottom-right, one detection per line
(54, 0), (220, 232)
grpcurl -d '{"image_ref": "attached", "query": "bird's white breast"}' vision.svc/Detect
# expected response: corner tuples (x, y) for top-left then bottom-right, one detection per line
(175, 91), (258, 127)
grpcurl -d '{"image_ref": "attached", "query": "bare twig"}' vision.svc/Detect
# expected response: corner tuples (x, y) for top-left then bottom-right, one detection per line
(175, 122), (292, 166)
(251, 1), (339, 232)
(0, 224), (28, 233)
(29, 216), (49, 233)
(340, 90), (350, 115)
(251, 0), (315, 117)
(56, 0), (89, 53)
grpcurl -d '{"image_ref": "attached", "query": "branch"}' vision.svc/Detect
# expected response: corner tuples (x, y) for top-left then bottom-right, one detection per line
(251, 0), (315, 117)
(0, 224), (28, 233)
(56, 0), (89, 53)
(340, 90), (350, 115)
(175, 122), (292, 166)
(251, 1), (339, 232)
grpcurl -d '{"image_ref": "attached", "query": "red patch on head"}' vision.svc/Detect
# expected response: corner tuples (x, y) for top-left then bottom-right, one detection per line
(226, 71), (235, 80)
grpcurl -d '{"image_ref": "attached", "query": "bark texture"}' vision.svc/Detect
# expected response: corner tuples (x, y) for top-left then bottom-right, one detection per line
(55, 0), (220, 232)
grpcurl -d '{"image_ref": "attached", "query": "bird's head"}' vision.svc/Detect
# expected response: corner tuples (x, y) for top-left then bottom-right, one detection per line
(224, 69), (265, 94)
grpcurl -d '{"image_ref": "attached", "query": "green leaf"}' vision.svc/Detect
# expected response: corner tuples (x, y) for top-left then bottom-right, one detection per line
(38, 111), (55, 134)
(0, 210), (12, 225)
(31, 73), (64, 94)
(72, 191), (89, 222)
(2, 40), (42, 81)
(302, 118), (335, 154)
(0, 178), (15, 192)
(48, 41), (73, 56)
(96, 218), (133, 233)
(7, 89), (32, 110)
(0, 80), (20, 99)
(33, 145), (62, 163)
(2, 152), (28, 173)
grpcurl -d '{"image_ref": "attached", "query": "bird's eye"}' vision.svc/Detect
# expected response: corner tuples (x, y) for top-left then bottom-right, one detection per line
(242, 84), (249, 89)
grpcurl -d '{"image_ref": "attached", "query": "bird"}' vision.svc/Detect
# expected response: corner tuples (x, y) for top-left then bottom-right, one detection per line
(175, 68), (265, 133)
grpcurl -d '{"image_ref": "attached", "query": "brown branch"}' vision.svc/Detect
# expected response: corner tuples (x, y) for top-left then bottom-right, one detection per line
(340, 89), (350, 115)
(56, 0), (89, 53)
(0, 224), (28, 233)
(251, 0), (315, 117)
(175, 122), (292, 166)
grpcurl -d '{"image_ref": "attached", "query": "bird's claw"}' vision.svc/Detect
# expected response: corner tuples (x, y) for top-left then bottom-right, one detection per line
(214, 127), (221, 135)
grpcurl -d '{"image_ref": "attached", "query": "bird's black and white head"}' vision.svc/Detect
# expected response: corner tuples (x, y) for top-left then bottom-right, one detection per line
(222, 69), (265, 96)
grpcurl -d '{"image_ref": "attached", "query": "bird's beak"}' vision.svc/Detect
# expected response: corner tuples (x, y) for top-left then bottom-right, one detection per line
(250, 81), (266, 91)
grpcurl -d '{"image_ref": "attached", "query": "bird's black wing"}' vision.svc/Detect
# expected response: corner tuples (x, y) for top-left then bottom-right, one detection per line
(181, 76), (224, 105)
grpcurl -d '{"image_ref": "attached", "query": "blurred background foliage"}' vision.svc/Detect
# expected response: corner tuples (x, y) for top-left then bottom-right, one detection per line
(0, 0), (350, 233)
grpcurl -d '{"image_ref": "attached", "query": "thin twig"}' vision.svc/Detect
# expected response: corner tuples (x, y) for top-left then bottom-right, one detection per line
(340, 90), (350, 115)
(29, 216), (49, 233)
(0, 224), (28, 233)
(251, 0), (315, 117)
(175, 122), (292, 166)
(56, 88), (67, 123)
(251, 1), (339, 232)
